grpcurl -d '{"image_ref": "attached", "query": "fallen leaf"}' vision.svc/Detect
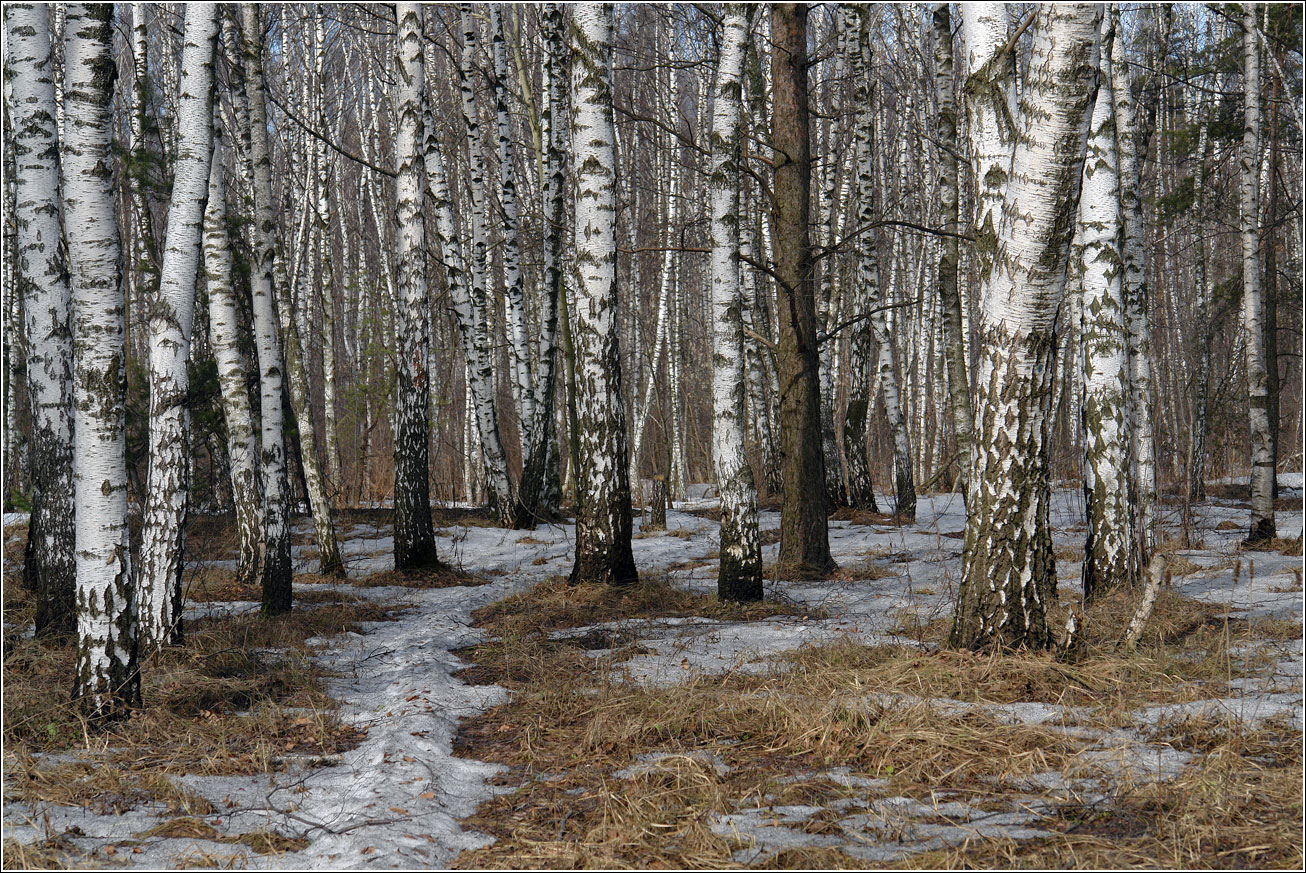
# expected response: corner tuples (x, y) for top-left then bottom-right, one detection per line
(402, 755), (416, 762)
(389, 806), (409, 815)
(361, 846), (376, 855)
(419, 791), (435, 800)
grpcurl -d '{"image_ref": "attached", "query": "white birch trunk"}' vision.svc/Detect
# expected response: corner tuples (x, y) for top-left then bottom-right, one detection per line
(139, 3), (218, 653)
(569, 3), (637, 586)
(1108, 3), (1157, 560)
(951, 3), (1102, 651)
(6, 2), (77, 636)
(458, 3), (515, 524)
(1078, 15), (1136, 601)
(391, 3), (438, 568)
(65, 2), (140, 716)
(241, 3), (293, 613)
(204, 133), (262, 593)
(1240, 5), (1275, 542)
(710, 4), (762, 601)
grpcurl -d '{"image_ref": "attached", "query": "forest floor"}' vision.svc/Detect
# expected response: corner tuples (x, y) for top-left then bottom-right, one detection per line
(2, 481), (1302, 869)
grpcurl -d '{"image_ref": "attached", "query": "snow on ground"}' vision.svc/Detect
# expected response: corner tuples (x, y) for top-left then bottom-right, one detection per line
(3, 482), (1302, 867)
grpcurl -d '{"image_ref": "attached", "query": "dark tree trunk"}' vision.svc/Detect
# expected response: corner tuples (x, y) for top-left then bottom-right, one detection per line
(771, 2), (832, 577)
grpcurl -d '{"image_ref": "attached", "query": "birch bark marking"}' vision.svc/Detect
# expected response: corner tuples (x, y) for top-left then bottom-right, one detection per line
(490, 6), (534, 450)
(772, 2), (833, 576)
(6, 2), (77, 636)
(843, 4), (880, 513)
(1078, 14), (1136, 601)
(950, 4), (1102, 651)
(568, 3), (638, 587)
(1108, 3), (1157, 559)
(204, 132), (262, 593)
(1240, 4), (1275, 544)
(139, 3), (218, 652)
(64, 2), (140, 717)
(711, 4), (762, 602)
(932, 3), (974, 493)
(458, 3), (515, 525)
(393, 2), (438, 570)
(241, 3), (292, 615)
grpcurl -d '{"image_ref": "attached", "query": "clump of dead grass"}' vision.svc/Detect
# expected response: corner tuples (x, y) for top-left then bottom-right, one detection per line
(1, 833), (86, 871)
(472, 574), (814, 640)
(901, 718), (1303, 870)
(3, 586), (381, 818)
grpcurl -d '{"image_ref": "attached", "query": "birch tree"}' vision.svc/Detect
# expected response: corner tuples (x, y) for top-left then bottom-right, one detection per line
(932, 2), (973, 492)
(6, 2), (77, 636)
(1078, 13), (1136, 601)
(950, 3), (1102, 651)
(241, 3), (292, 615)
(393, 2), (438, 569)
(1240, 4), (1276, 544)
(64, 1), (140, 716)
(204, 130), (261, 592)
(569, 3), (638, 587)
(138, 3), (218, 652)
(710, 4), (762, 602)
(1109, 3), (1157, 559)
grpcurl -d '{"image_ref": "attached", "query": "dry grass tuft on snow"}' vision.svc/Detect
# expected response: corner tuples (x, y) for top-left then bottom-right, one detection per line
(450, 574), (1302, 869)
(2, 582), (385, 827)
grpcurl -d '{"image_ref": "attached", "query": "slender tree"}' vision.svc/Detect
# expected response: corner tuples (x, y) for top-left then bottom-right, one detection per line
(204, 130), (262, 592)
(6, 2), (77, 636)
(241, 3), (293, 615)
(1240, 4), (1276, 544)
(1078, 13), (1136, 601)
(772, 2), (832, 575)
(951, 4), (1102, 651)
(138, 3), (218, 652)
(65, 1), (140, 717)
(393, 2), (438, 569)
(710, 4), (762, 602)
(568, 3), (638, 587)
(931, 2), (973, 492)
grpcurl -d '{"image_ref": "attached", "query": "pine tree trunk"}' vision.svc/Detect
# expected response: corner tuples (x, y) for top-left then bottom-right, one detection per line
(65, 2), (141, 717)
(139, 3), (218, 652)
(710, 4), (763, 602)
(950, 4), (1101, 651)
(568, 3), (638, 587)
(241, 4), (293, 615)
(1079, 15), (1136, 602)
(6, 2), (77, 637)
(391, 2), (438, 570)
(1240, 6), (1275, 543)
(772, 3), (832, 576)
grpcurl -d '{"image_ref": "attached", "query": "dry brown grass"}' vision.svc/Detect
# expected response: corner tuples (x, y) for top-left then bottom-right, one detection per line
(450, 577), (1302, 869)
(899, 719), (1302, 870)
(349, 565), (487, 589)
(472, 575), (814, 640)
(1, 833), (88, 871)
(3, 584), (385, 824)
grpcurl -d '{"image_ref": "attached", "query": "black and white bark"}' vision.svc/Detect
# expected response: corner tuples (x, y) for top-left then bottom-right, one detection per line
(6, 2), (77, 636)
(241, 3), (292, 614)
(65, 1), (140, 717)
(204, 130), (262, 593)
(138, 3), (217, 652)
(568, 3), (638, 587)
(710, 4), (762, 602)
(950, 3), (1102, 651)
(1240, 4), (1275, 543)
(392, 2), (438, 569)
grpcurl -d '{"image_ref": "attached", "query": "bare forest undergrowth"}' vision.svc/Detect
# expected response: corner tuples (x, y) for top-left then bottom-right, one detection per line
(3, 487), (1302, 869)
